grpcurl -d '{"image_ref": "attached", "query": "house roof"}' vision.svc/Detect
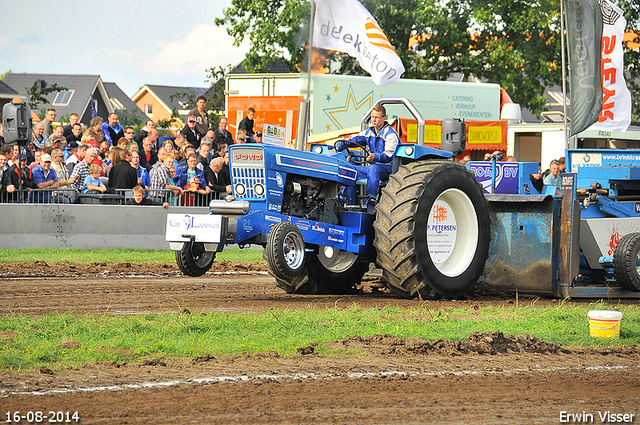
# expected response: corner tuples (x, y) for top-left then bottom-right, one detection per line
(132, 84), (208, 116)
(0, 80), (18, 99)
(200, 57), (293, 111)
(2, 73), (113, 119)
(103, 82), (150, 121)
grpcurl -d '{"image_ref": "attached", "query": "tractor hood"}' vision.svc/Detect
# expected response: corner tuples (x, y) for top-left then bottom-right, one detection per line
(229, 144), (358, 187)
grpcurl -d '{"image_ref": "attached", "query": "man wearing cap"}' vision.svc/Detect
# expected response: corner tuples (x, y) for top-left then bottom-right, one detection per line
(254, 131), (263, 143)
(65, 142), (88, 173)
(180, 115), (202, 149)
(32, 153), (69, 203)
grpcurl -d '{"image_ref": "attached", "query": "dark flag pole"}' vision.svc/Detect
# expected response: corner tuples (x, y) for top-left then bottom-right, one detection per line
(563, 0), (604, 137)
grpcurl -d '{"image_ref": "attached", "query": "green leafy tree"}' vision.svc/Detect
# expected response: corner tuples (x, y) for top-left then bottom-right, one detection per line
(118, 108), (145, 133)
(215, 0), (308, 73)
(216, 0), (639, 121)
(622, 3), (640, 125)
(428, 0), (563, 115)
(204, 64), (234, 129)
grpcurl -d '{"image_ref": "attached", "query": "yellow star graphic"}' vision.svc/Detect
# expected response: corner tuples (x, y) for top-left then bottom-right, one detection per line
(324, 85), (373, 130)
(326, 124), (331, 131)
(334, 85), (339, 93)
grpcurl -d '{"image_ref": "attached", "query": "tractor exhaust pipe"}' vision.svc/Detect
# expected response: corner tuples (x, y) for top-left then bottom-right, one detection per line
(208, 199), (250, 215)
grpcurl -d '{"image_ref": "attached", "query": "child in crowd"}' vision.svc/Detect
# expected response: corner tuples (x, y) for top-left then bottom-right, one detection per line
(125, 185), (168, 208)
(168, 166), (178, 206)
(82, 164), (107, 193)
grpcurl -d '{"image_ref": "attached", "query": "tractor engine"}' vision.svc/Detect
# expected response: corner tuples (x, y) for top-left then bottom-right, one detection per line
(280, 175), (341, 224)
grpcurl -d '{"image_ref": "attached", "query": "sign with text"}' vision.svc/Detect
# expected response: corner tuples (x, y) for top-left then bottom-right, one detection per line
(468, 161), (520, 194)
(263, 124), (285, 146)
(165, 214), (223, 243)
(406, 123), (441, 144)
(468, 126), (502, 144)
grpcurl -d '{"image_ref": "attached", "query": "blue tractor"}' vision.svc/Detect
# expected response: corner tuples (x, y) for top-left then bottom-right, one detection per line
(166, 98), (491, 299)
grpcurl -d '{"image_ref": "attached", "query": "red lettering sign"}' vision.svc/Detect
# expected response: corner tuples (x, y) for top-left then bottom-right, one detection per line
(598, 36), (617, 123)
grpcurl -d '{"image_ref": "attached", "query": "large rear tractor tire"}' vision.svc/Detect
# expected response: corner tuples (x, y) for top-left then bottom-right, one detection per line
(175, 241), (216, 277)
(373, 161), (490, 299)
(305, 246), (369, 294)
(613, 232), (640, 291)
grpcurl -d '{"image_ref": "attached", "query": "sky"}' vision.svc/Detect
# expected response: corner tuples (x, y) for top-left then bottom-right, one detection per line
(0, 0), (250, 97)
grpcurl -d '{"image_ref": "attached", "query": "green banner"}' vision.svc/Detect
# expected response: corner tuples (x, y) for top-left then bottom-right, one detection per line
(564, 0), (603, 136)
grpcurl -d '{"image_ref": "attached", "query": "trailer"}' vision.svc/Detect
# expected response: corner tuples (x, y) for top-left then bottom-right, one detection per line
(225, 73), (506, 149)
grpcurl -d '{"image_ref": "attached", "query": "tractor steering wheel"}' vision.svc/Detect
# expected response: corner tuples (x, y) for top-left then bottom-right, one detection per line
(336, 139), (370, 165)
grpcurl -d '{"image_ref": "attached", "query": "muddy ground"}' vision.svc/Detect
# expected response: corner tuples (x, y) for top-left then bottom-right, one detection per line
(1, 262), (639, 424)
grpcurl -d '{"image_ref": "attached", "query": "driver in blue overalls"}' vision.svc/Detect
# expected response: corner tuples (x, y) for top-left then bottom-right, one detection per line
(333, 104), (399, 213)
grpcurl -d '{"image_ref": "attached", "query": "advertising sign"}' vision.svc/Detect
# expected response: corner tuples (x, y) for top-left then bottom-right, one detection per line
(165, 214), (223, 243)
(263, 124), (285, 146)
(468, 162), (520, 194)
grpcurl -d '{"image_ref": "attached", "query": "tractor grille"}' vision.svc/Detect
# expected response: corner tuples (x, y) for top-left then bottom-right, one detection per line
(230, 146), (266, 200)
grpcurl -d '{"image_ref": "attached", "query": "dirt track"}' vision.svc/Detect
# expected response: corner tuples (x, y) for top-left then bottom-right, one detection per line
(1, 263), (639, 424)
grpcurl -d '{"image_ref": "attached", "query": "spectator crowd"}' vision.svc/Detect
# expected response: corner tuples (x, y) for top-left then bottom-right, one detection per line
(0, 96), (249, 205)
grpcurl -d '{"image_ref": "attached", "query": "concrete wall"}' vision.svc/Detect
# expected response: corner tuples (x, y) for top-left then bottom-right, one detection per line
(0, 204), (209, 249)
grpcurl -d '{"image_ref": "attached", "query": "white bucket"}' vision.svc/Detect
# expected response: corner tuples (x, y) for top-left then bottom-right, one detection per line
(588, 310), (623, 338)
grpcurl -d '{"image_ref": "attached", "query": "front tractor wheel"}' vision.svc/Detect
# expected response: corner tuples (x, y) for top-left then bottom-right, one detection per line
(266, 222), (316, 294)
(175, 241), (216, 277)
(373, 161), (490, 299)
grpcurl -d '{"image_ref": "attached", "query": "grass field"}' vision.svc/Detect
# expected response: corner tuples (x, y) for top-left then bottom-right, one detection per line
(1, 302), (638, 371)
(1, 249), (639, 372)
(0, 248), (265, 264)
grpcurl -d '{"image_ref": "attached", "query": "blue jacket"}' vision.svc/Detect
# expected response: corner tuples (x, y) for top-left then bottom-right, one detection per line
(102, 122), (124, 145)
(174, 165), (206, 190)
(136, 166), (150, 189)
(336, 122), (399, 163)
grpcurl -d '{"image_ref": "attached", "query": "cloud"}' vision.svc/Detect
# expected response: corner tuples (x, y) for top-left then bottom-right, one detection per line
(143, 25), (248, 81)
(18, 34), (40, 44)
(0, 34), (8, 52)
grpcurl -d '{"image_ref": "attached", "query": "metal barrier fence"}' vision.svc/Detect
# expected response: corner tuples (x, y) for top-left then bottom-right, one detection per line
(0, 188), (219, 207)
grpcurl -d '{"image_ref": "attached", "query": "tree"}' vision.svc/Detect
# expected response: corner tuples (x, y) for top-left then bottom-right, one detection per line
(204, 64), (234, 129)
(25, 81), (68, 110)
(215, 0), (308, 72)
(118, 108), (146, 133)
(622, 2), (640, 125)
(423, 0), (563, 115)
(215, 0), (639, 122)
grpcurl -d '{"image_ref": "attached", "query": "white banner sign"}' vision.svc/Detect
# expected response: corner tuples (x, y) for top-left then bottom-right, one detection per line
(165, 213), (223, 243)
(262, 124), (285, 146)
(313, 0), (405, 86)
(587, 0), (632, 133)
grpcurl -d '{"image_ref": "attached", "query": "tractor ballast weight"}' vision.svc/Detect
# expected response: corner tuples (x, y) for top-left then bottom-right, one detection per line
(477, 147), (640, 299)
(166, 97), (491, 299)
